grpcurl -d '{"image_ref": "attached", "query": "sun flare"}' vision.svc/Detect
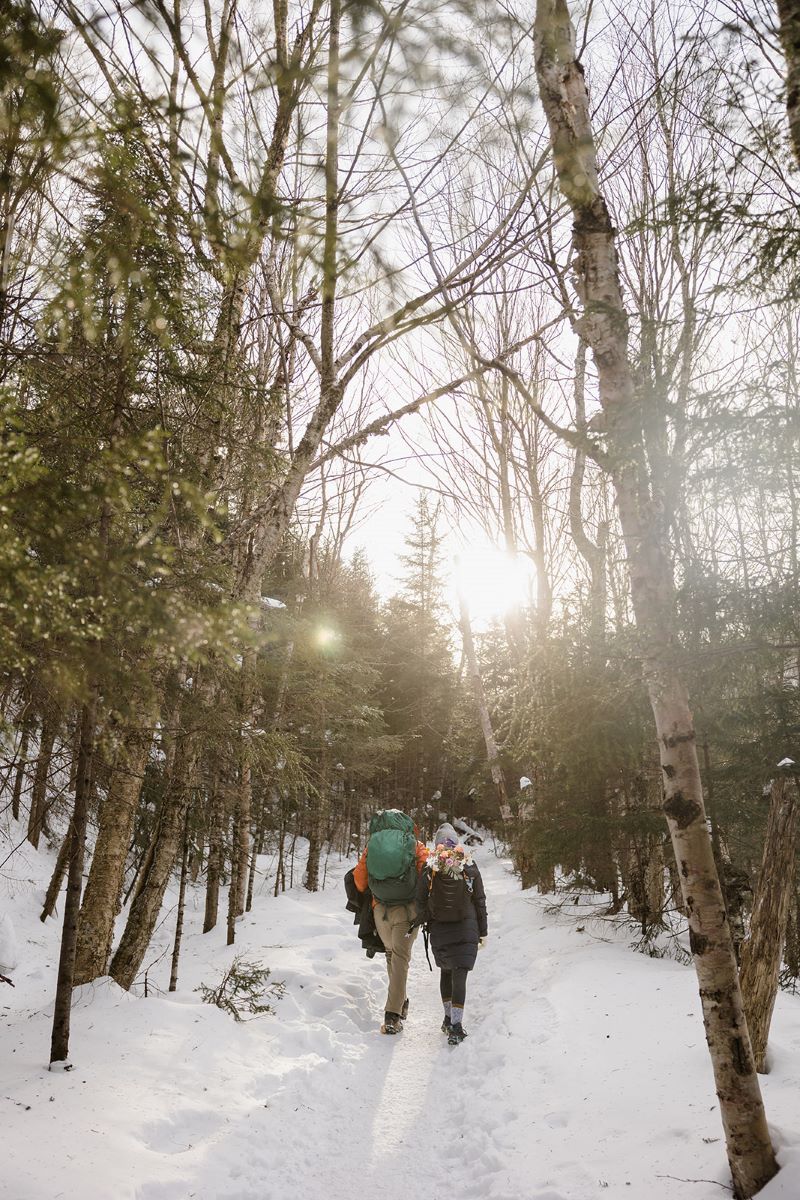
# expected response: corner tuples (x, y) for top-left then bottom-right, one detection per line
(315, 625), (338, 648)
(448, 545), (534, 628)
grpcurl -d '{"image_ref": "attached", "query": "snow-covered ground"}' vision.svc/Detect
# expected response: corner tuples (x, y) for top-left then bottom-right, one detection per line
(1, 834), (799, 1200)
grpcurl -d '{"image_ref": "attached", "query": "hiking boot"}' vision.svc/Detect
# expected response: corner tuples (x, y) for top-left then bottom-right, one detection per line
(401, 998), (409, 1020)
(381, 1012), (403, 1035)
(448, 1021), (467, 1045)
(441, 1015), (452, 1034)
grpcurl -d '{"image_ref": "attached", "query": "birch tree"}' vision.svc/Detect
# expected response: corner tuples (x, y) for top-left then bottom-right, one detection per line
(532, 1), (777, 1194)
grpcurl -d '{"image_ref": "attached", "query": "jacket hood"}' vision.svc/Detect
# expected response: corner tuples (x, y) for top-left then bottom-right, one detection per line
(433, 822), (459, 848)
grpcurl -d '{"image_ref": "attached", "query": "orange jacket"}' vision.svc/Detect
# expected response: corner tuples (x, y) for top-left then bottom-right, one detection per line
(353, 840), (429, 901)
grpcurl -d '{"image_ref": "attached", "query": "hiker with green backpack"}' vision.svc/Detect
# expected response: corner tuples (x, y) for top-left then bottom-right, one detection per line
(352, 809), (429, 1035)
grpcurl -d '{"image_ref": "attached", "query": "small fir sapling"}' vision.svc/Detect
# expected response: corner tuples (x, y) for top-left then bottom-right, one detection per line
(196, 955), (286, 1022)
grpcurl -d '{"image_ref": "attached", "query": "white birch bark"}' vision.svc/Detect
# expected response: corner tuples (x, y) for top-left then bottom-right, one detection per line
(533, 3), (777, 1194)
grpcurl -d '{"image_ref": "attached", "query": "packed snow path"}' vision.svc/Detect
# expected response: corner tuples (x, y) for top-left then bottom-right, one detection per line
(2, 844), (800, 1199)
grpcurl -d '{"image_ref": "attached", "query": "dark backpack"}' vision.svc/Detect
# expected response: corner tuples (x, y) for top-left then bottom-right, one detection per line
(366, 810), (417, 904)
(427, 870), (474, 922)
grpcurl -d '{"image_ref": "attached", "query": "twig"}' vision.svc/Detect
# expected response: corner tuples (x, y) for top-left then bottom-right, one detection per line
(655, 1175), (732, 1192)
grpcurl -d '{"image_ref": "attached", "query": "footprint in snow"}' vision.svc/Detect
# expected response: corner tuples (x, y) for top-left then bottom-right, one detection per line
(135, 1181), (194, 1200)
(139, 1108), (222, 1154)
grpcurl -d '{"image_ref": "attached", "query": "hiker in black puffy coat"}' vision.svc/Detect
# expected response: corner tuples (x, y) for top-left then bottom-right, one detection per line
(416, 822), (488, 1045)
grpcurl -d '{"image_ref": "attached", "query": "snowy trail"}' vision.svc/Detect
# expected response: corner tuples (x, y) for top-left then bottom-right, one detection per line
(3, 843), (800, 1200)
(132, 853), (584, 1200)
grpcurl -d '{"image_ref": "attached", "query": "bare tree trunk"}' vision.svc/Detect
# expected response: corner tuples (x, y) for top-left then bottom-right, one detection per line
(168, 813), (191, 993)
(785, 887), (800, 982)
(124, 681), (182, 911)
(457, 582), (511, 820)
(245, 789), (263, 912)
(569, 338), (607, 650)
(74, 718), (155, 984)
(624, 826), (665, 933)
(226, 810), (241, 945)
(740, 771), (800, 1072)
(110, 721), (198, 991)
(203, 776), (225, 933)
(703, 736), (746, 962)
(645, 841), (665, 923)
(189, 836), (201, 883)
(126, 836), (155, 909)
(533, 4), (777, 1194)
(67, 717), (81, 794)
(305, 785), (327, 893)
(620, 772), (665, 933)
(28, 714), (57, 849)
(289, 825), (298, 889)
(40, 833), (71, 922)
(10, 720), (31, 822)
(50, 696), (97, 1065)
(274, 794), (286, 897)
(228, 643), (257, 936)
(245, 839), (258, 913)
(778, 0), (800, 166)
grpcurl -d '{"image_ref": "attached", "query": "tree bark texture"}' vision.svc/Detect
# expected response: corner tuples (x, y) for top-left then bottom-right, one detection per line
(10, 721), (31, 821)
(110, 715), (198, 991)
(168, 815), (191, 992)
(50, 696), (96, 1064)
(702, 738), (742, 959)
(274, 795), (287, 897)
(623, 830), (665, 934)
(778, 0), (800, 167)
(40, 833), (71, 923)
(27, 714), (56, 850)
(203, 777), (226, 933)
(74, 718), (155, 984)
(226, 810), (241, 946)
(533, 3), (777, 1195)
(227, 639), (258, 938)
(785, 882), (800, 978)
(246, 793), (264, 912)
(739, 773), (799, 1072)
(305, 788), (327, 893)
(621, 774), (665, 933)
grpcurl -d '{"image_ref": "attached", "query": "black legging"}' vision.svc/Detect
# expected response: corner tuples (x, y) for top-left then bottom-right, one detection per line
(439, 967), (468, 1008)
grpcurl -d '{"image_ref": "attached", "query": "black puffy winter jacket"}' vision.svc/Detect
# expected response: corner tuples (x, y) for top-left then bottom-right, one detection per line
(416, 861), (488, 971)
(344, 868), (385, 957)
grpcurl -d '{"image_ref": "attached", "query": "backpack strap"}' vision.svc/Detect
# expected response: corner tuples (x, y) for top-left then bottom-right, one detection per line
(422, 924), (433, 972)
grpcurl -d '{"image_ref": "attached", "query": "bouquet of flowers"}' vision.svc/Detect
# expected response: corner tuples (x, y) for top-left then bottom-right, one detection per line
(428, 842), (472, 878)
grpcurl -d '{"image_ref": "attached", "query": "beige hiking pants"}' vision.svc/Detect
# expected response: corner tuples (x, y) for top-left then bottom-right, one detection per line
(373, 901), (420, 1016)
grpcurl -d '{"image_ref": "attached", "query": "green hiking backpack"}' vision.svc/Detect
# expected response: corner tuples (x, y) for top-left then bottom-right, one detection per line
(366, 810), (417, 904)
